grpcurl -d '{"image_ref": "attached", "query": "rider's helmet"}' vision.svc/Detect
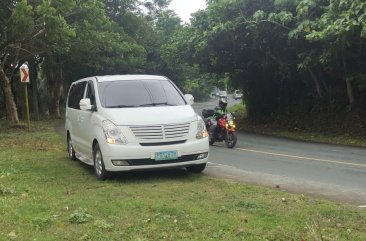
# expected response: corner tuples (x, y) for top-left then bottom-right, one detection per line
(218, 96), (227, 110)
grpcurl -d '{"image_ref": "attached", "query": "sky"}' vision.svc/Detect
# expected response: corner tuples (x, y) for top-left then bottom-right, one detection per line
(169, 0), (207, 23)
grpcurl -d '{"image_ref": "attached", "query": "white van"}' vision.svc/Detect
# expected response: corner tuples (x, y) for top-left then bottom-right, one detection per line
(65, 75), (209, 180)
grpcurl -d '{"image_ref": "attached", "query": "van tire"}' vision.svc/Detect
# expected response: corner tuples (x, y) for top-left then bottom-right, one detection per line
(186, 163), (206, 173)
(93, 143), (109, 180)
(67, 135), (77, 161)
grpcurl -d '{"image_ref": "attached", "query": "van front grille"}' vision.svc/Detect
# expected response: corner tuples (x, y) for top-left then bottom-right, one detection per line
(139, 140), (186, 146)
(127, 154), (198, 166)
(130, 123), (190, 143)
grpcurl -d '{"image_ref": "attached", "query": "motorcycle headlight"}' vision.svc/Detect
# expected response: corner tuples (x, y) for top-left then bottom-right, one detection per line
(226, 120), (236, 129)
(102, 120), (128, 145)
(196, 118), (208, 139)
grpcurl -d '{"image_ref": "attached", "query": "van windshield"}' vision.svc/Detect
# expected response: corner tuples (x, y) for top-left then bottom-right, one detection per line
(98, 79), (186, 108)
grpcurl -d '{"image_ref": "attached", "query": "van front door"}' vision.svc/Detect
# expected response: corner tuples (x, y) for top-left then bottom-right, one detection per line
(67, 81), (87, 154)
(77, 80), (97, 162)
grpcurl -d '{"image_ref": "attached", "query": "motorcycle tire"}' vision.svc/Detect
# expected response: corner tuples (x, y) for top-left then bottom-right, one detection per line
(225, 132), (237, 148)
(209, 134), (215, 145)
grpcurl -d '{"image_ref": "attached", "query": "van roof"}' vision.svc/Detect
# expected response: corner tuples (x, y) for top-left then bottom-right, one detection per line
(95, 75), (169, 82)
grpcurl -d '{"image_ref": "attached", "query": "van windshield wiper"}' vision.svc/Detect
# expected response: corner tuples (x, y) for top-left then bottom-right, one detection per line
(138, 102), (175, 107)
(106, 105), (137, 108)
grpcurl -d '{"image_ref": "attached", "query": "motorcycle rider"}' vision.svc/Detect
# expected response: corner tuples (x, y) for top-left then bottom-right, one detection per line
(207, 96), (228, 136)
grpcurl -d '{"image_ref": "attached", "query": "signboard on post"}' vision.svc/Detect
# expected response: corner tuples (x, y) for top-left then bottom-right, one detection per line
(20, 64), (30, 83)
(20, 63), (31, 131)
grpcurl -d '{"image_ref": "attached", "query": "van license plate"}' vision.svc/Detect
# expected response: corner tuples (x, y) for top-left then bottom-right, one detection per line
(155, 151), (178, 161)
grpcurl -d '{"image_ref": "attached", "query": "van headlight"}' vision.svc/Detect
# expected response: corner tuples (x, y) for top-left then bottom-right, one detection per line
(102, 120), (128, 145)
(196, 118), (208, 139)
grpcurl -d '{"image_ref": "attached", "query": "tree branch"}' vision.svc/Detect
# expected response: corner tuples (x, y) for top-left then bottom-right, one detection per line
(239, 20), (292, 31)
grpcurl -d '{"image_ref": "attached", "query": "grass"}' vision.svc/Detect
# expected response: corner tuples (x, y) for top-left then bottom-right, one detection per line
(228, 103), (366, 147)
(1, 120), (366, 240)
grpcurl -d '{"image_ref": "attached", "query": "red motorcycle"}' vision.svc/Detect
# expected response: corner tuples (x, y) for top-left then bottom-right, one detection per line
(202, 110), (237, 148)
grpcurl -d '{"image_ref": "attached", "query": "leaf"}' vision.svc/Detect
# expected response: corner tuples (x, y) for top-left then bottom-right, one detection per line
(253, 10), (266, 21)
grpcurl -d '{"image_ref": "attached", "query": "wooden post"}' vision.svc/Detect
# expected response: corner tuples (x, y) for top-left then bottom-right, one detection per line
(24, 83), (31, 131)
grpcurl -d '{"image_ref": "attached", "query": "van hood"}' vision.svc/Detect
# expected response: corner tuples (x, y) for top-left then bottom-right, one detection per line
(103, 105), (198, 126)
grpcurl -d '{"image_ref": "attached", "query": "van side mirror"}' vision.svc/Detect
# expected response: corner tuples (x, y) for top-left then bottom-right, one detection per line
(79, 98), (94, 111)
(184, 94), (194, 105)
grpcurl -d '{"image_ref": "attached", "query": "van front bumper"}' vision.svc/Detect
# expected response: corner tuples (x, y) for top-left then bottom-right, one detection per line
(99, 139), (209, 172)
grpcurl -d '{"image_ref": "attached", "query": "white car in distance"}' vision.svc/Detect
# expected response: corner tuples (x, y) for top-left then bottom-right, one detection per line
(233, 90), (243, 100)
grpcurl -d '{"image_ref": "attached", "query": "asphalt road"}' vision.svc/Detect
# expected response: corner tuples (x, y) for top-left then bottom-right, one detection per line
(195, 97), (366, 206)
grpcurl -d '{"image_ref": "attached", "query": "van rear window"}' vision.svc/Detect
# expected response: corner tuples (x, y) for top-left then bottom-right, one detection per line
(97, 79), (186, 108)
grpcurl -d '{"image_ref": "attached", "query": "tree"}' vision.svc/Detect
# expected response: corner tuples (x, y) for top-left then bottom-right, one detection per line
(0, 0), (75, 123)
(303, 0), (366, 107)
(182, 0), (366, 129)
(0, 0), (36, 124)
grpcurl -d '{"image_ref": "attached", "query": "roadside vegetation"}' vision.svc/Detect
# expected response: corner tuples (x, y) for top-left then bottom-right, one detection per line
(1, 120), (366, 240)
(228, 102), (366, 147)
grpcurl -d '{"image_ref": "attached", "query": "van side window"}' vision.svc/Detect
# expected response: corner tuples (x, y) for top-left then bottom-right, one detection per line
(67, 82), (87, 109)
(67, 85), (76, 108)
(86, 82), (96, 106)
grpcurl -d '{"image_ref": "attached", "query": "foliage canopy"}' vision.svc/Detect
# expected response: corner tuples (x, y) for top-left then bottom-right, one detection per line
(1, 0), (365, 133)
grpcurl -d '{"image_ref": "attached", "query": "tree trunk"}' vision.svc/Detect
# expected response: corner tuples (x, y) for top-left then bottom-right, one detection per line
(46, 65), (63, 118)
(46, 77), (55, 117)
(55, 81), (63, 118)
(0, 67), (19, 124)
(29, 58), (40, 120)
(54, 65), (64, 118)
(342, 55), (355, 106)
(308, 68), (322, 98)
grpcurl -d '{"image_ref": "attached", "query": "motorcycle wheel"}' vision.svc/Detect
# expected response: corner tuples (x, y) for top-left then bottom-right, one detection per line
(209, 133), (215, 145)
(225, 132), (237, 148)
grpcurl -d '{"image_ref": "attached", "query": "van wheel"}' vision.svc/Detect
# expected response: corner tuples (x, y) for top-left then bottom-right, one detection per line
(186, 163), (206, 173)
(93, 143), (109, 180)
(67, 135), (77, 161)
